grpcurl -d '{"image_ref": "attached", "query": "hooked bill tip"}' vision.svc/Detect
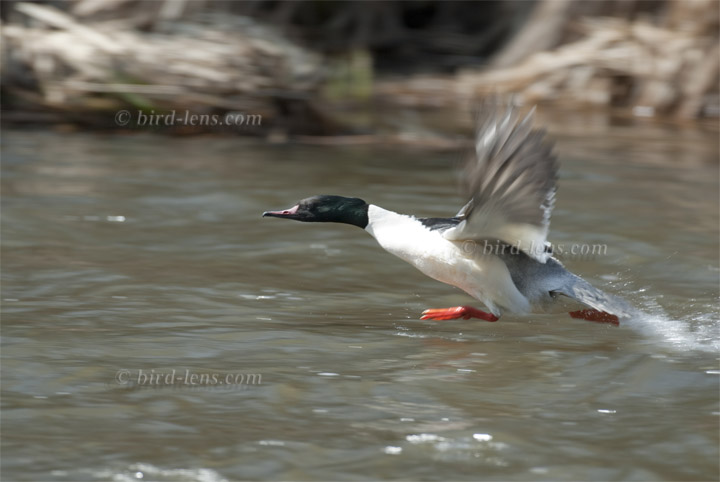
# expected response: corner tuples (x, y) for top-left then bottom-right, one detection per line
(262, 205), (300, 218)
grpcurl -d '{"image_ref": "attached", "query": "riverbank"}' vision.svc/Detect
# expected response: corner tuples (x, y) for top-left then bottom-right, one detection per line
(2, 1), (718, 136)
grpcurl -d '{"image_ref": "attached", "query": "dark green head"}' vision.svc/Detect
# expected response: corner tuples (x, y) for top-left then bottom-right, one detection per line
(263, 195), (369, 229)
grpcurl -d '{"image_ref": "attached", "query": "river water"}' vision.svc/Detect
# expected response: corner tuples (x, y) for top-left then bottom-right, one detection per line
(2, 113), (718, 481)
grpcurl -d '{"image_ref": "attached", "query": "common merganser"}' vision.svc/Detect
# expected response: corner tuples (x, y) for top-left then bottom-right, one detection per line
(263, 101), (634, 325)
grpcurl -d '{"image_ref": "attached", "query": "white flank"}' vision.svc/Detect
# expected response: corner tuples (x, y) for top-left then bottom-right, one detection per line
(364, 205), (531, 315)
(442, 220), (551, 263)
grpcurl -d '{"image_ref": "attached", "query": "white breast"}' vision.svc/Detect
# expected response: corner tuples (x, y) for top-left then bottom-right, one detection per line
(364, 205), (530, 315)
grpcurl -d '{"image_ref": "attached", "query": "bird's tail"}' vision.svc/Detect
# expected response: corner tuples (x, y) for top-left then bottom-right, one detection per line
(554, 275), (637, 320)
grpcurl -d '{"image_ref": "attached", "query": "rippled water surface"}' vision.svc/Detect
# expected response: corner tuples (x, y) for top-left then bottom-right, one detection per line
(2, 115), (719, 481)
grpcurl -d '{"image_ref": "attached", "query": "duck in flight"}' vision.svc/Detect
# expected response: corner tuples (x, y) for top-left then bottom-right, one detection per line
(263, 100), (633, 325)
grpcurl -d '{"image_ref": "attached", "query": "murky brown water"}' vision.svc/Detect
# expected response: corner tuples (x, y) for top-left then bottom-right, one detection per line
(2, 114), (719, 481)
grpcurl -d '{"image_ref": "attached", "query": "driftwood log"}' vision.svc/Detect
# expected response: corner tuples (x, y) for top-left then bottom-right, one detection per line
(1, 0), (717, 134)
(376, 1), (719, 119)
(1, 2), (341, 134)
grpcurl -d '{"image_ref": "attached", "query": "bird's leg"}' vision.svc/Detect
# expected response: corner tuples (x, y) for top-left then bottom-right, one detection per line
(569, 309), (619, 326)
(421, 306), (499, 322)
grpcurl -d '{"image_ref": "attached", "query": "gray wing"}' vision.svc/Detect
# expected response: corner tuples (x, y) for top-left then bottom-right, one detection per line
(443, 98), (558, 263)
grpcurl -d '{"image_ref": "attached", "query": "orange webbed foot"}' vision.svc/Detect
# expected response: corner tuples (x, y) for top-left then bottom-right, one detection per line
(569, 309), (619, 326)
(421, 306), (499, 322)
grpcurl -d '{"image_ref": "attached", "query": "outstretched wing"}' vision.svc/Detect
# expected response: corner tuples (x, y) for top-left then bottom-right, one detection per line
(443, 98), (558, 263)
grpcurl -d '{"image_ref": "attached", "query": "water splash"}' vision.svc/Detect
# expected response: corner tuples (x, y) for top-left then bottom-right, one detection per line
(603, 274), (720, 353)
(623, 293), (719, 353)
